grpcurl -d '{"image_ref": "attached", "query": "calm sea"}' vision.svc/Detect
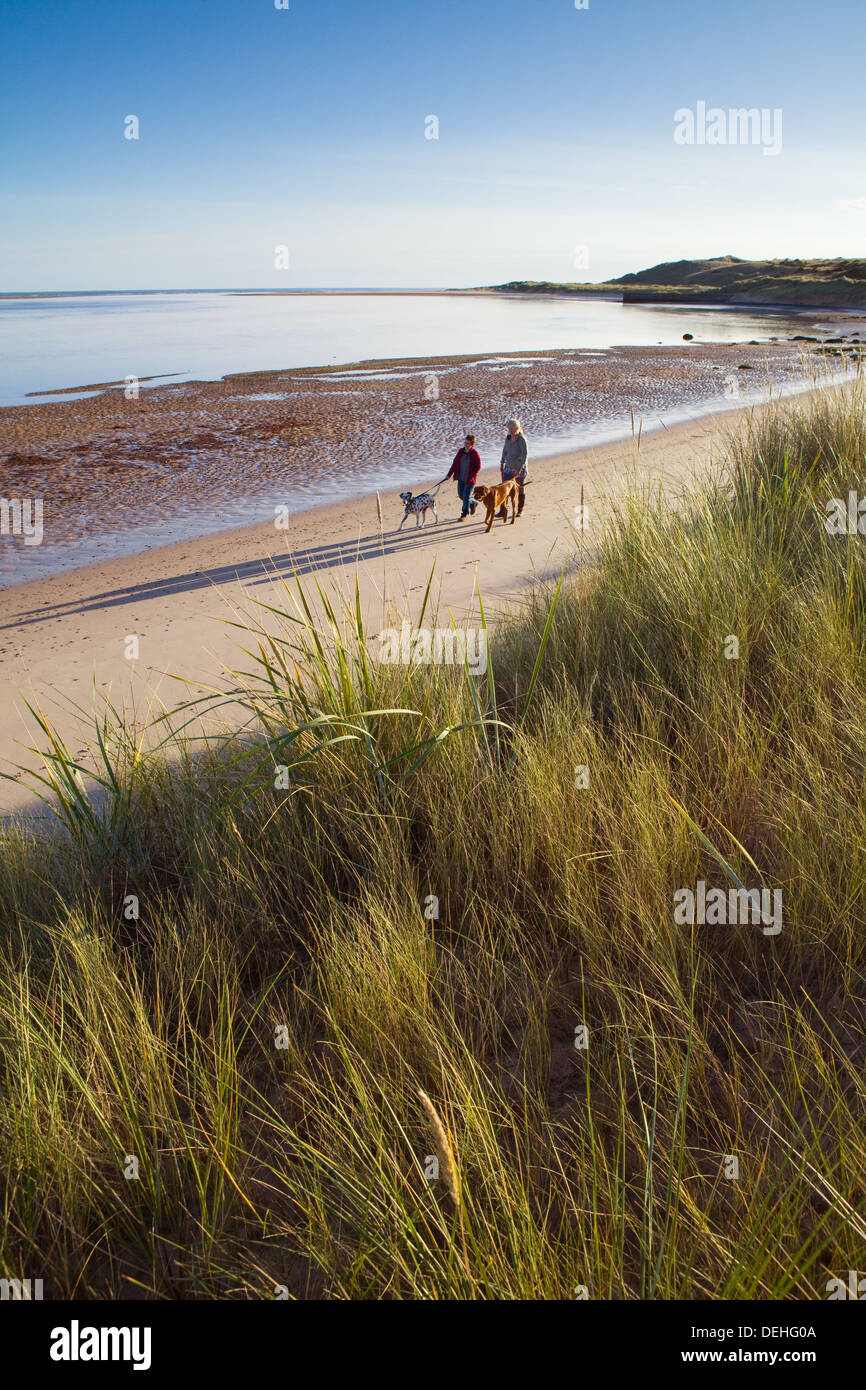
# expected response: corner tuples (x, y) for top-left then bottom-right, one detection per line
(0, 290), (824, 408)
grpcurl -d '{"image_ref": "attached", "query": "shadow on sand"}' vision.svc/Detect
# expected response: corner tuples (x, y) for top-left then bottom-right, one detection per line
(2, 515), (483, 630)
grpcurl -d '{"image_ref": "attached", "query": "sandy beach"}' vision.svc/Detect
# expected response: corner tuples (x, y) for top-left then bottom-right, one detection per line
(0, 394), (782, 817)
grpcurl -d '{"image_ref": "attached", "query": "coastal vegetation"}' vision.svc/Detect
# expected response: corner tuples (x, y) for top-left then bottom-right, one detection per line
(484, 256), (866, 310)
(1, 382), (865, 1298)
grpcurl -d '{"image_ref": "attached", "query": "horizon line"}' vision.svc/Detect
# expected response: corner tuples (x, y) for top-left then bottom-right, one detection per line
(0, 286), (487, 299)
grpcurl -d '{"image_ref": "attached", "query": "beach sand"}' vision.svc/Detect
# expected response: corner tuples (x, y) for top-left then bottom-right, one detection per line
(0, 395), (781, 818)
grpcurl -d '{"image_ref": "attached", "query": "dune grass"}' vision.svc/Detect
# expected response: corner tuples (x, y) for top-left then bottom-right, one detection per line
(1, 382), (866, 1299)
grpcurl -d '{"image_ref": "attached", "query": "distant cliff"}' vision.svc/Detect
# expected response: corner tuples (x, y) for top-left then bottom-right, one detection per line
(477, 258), (866, 310)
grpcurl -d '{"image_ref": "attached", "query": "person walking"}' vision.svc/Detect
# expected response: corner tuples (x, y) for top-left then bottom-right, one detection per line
(439, 433), (481, 520)
(499, 418), (528, 518)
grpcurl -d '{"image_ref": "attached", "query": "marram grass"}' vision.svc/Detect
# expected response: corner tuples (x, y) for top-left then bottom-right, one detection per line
(1, 382), (866, 1299)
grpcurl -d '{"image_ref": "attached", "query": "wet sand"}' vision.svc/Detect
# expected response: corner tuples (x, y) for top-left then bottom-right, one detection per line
(0, 337), (850, 586)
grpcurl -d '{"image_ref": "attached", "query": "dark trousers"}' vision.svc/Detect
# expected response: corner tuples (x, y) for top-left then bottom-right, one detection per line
(498, 476), (526, 516)
(457, 479), (474, 516)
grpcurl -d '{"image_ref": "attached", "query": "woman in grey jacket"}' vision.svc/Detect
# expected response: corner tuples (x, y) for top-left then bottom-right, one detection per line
(499, 418), (528, 517)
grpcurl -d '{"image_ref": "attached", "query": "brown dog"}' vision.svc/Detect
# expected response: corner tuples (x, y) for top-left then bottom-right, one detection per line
(473, 477), (523, 532)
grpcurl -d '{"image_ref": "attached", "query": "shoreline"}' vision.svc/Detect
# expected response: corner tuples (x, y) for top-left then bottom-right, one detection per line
(1, 338), (852, 588)
(3, 299), (863, 409)
(11, 312), (854, 400)
(0, 387), (829, 817)
(0, 358), (851, 597)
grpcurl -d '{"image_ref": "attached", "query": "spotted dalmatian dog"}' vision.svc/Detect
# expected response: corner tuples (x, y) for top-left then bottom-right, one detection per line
(398, 490), (439, 530)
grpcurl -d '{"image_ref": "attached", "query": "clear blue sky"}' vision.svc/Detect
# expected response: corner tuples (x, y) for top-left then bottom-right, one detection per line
(1, 0), (864, 290)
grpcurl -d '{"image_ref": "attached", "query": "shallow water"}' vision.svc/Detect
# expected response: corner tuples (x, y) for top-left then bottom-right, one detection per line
(0, 290), (837, 408)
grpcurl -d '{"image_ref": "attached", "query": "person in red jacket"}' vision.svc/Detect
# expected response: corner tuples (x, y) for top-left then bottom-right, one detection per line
(440, 433), (481, 520)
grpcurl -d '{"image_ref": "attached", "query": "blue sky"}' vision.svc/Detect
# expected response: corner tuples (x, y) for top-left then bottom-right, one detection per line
(1, 0), (864, 290)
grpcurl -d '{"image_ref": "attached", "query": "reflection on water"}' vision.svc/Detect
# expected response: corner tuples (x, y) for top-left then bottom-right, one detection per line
(0, 290), (839, 408)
